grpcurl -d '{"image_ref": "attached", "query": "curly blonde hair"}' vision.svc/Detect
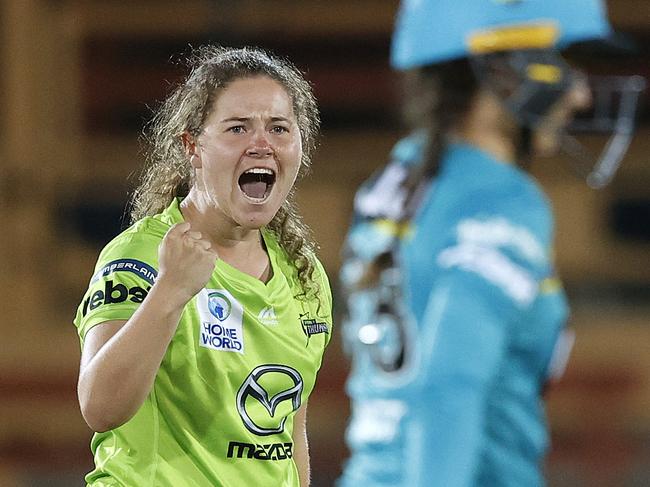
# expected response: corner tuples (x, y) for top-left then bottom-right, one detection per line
(130, 45), (321, 299)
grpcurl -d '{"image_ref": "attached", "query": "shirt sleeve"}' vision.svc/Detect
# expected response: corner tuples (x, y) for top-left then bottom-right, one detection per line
(73, 233), (160, 344)
(407, 193), (553, 486)
(313, 258), (334, 349)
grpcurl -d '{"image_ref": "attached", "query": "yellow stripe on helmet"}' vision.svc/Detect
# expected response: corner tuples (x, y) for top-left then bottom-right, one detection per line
(467, 22), (560, 54)
(526, 63), (563, 83)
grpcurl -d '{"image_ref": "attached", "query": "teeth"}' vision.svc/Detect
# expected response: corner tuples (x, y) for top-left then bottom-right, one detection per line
(244, 168), (274, 175)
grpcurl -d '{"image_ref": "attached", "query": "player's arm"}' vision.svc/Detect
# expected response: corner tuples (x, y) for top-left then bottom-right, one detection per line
(77, 222), (217, 432)
(78, 284), (185, 432)
(410, 213), (544, 486)
(292, 402), (310, 487)
(411, 271), (513, 486)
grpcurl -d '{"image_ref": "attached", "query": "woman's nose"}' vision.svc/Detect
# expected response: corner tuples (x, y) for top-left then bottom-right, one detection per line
(245, 130), (273, 158)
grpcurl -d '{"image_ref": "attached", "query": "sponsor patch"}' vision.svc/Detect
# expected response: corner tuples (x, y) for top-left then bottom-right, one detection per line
(300, 313), (329, 345)
(236, 365), (303, 436)
(197, 289), (244, 353)
(226, 441), (293, 460)
(456, 217), (545, 264)
(82, 280), (151, 317)
(91, 259), (157, 285)
(437, 243), (537, 306)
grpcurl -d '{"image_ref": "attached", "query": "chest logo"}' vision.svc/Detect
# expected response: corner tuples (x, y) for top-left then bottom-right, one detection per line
(236, 365), (303, 436)
(208, 291), (232, 321)
(197, 289), (244, 353)
(258, 306), (279, 326)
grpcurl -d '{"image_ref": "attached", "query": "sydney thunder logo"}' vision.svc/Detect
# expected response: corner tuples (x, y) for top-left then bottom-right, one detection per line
(300, 313), (329, 345)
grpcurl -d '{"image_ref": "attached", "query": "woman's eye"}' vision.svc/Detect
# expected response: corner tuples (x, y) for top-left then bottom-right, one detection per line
(228, 126), (245, 134)
(271, 126), (289, 134)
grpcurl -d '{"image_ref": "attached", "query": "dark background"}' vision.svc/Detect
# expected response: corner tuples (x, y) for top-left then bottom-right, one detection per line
(1, 1), (650, 486)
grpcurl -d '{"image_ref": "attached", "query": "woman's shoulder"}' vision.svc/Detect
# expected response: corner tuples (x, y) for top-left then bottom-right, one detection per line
(263, 229), (325, 275)
(95, 215), (169, 266)
(263, 230), (331, 302)
(439, 147), (554, 227)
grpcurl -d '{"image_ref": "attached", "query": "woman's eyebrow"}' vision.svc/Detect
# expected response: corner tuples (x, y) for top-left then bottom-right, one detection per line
(219, 116), (291, 123)
(219, 116), (249, 123)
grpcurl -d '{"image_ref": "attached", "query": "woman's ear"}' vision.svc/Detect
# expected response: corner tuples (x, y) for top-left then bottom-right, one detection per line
(181, 131), (202, 169)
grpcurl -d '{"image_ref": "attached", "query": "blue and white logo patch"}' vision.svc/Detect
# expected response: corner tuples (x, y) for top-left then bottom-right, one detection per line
(197, 289), (244, 353)
(208, 291), (232, 321)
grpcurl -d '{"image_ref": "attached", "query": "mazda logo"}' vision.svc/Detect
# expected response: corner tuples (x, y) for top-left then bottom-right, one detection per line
(236, 364), (304, 436)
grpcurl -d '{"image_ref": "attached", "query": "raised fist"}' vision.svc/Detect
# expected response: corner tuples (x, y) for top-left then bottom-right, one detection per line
(156, 222), (218, 303)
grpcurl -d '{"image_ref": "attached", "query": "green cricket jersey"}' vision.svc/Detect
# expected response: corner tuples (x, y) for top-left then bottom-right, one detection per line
(73, 198), (333, 487)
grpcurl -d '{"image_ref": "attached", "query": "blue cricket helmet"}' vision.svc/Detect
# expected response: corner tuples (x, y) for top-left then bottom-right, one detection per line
(391, 0), (612, 70)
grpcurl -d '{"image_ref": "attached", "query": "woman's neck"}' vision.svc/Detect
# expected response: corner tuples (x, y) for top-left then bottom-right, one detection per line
(179, 193), (270, 281)
(456, 90), (518, 165)
(180, 192), (258, 245)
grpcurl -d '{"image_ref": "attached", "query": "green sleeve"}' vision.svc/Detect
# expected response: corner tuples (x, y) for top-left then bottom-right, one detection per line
(313, 258), (333, 348)
(73, 232), (161, 344)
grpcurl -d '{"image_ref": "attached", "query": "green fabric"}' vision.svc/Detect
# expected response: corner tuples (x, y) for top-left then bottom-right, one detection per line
(74, 199), (332, 487)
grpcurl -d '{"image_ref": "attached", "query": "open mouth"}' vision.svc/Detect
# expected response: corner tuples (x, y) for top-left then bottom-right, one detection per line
(238, 167), (276, 201)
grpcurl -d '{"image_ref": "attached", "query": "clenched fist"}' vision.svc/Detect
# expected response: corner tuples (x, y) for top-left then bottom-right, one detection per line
(156, 222), (219, 304)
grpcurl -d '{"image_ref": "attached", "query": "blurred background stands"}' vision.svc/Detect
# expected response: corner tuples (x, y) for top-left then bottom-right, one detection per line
(1, 1), (649, 486)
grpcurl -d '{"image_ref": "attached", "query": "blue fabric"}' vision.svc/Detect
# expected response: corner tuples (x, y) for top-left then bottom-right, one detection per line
(338, 137), (569, 486)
